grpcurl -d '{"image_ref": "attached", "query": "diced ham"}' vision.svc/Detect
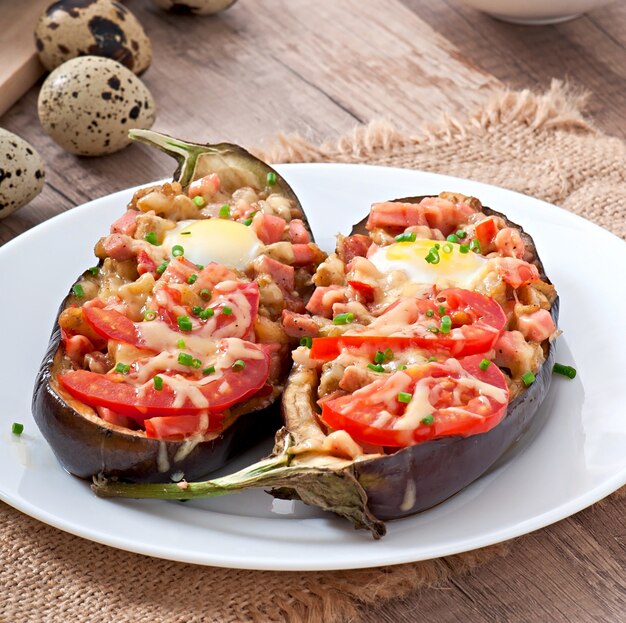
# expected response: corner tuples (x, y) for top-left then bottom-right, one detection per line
(252, 212), (287, 244)
(253, 255), (295, 294)
(188, 173), (221, 199)
(110, 209), (138, 236)
(337, 234), (372, 264)
(517, 309), (556, 342)
(292, 243), (324, 267)
(96, 406), (137, 429)
(137, 250), (157, 276)
(282, 310), (320, 337)
(63, 334), (95, 366)
(102, 233), (135, 261)
(288, 219), (311, 244)
(495, 227), (526, 259)
(305, 285), (347, 317)
(346, 256), (382, 301)
(367, 197), (476, 236)
(339, 365), (378, 393)
(493, 257), (540, 288)
(494, 330), (541, 378)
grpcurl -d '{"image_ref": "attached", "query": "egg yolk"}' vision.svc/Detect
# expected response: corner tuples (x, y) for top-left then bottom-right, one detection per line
(163, 219), (263, 270)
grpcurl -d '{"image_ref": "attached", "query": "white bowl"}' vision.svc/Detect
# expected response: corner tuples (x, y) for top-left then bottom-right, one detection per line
(457, 0), (615, 24)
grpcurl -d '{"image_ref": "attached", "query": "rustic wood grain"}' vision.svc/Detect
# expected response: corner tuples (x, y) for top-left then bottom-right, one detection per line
(1, 1), (625, 621)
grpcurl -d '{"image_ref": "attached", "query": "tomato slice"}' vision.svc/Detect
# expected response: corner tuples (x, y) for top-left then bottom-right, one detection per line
(82, 306), (150, 350)
(310, 288), (505, 361)
(59, 340), (270, 423)
(144, 413), (223, 439)
(474, 217), (498, 250)
(320, 355), (509, 447)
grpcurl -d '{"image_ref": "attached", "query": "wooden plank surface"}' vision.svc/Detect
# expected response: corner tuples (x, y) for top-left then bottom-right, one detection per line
(1, 1), (625, 621)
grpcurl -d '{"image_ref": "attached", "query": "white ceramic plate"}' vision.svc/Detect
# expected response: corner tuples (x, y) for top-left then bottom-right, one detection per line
(1, 164), (625, 571)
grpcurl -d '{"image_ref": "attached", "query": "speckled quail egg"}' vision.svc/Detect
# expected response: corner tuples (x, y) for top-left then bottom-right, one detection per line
(38, 56), (156, 156)
(151, 0), (237, 15)
(35, 0), (151, 74)
(0, 129), (45, 220)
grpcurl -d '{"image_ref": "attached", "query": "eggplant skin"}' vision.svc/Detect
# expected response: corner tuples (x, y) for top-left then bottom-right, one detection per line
(335, 195), (560, 520)
(32, 300), (280, 484)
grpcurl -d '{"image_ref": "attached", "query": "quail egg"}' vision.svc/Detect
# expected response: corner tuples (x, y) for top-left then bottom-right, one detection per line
(151, 0), (237, 15)
(35, 0), (151, 74)
(0, 129), (45, 220)
(38, 56), (156, 156)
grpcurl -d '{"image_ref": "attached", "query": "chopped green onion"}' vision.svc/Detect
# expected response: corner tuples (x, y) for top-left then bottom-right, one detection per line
(367, 363), (385, 373)
(266, 171), (277, 186)
(469, 238), (482, 253)
(172, 245), (184, 257)
(232, 359), (245, 371)
(440, 315), (452, 334)
(383, 348), (394, 360)
(222, 306), (233, 316)
(115, 362), (130, 375)
(427, 356), (437, 362)
(446, 234), (459, 243)
(87, 266), (100, 276)
(145, 231), (158, 245)
(421, 415), (434, 425)
(177, 339), (186, 349)
(395, 232), (416, 243)
(180, 231), (192, 236)
(191, 306), (203, 316)
(333, 312), (354, 325)
(196, 264), (204, 270)
(203, 366), (215, 375)
(153, 376), (163, 391)
(459, 244), (469, 254)
(397, 364), (407, 370)
(425, 249), (440, 264)
(187, 274), (198, 285)
(442, 243), (453, 254)
(434, 243), (440, 249)
(426, 309), (434, 317)
(177, 315), (193, 331)
(397, 391), (412, 404)
(243, 217), (253, 226)
(144, 309), (157, 321)
(193, 196), (205, 207)
(199, 288), (211, 301)
(219, 204), (231, 218)
(553, 363), (577, 379)
(374, 351), (385, 364)
(300, 336), (313, 348)
(456, 229), (467, 239)
(427, 326), (439, 334)
(191, 357), (202, 369)
(438, 305), (446, 315)
(199, 308), (215, 320)
(156, 260), (169, 274)
(521, 371), (536, 386)
(72, 283), (84, 298)
(178, 352), (194, 366)
(11, 422), (24, 436)
(479, 358), (491, 371)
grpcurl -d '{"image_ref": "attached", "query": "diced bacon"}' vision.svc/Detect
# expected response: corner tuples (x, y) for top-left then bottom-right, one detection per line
(253, 255), (295, 294)
(493, 257), (540, 288)
(494, 330), (540, 378)
(338, 234), (372, 264)
(474, 217), (499, 252)
(158, 257), (197, 284)
(346, 256), (381, 301)
(252, 212), (287, 244)
(288, 219), (311, 244)
(196, 262), (239, 290)
(305, 285), (347, 318)
(110, 209), (138, 236)
(292, 243), (325, 267)
(63, 334), (95, 366)
(282, 310), (320, 337)
(188, 173), (221, 199)
(137, 250), (157, 276)
(102, 233), (135, 261)
(367, 197), (476, 236)
(495, 227), (526, 259)
(517, 309), (556, 342)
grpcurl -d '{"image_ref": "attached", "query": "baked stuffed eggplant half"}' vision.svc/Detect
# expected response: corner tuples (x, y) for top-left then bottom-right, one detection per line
(93, 192), (559, 537)
(32, 130), (326, 483)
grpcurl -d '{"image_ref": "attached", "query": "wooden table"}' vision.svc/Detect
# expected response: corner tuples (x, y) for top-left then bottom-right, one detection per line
(2, 1), (625, 620)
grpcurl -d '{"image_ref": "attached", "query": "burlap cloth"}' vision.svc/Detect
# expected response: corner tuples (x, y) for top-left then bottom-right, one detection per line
(1, 81), (625, 623)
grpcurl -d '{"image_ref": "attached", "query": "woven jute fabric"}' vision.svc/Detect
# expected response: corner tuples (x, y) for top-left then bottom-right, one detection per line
(1, 81), (624, 623)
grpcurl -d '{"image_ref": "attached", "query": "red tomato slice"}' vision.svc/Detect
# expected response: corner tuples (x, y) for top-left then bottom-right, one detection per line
(310, 289), (505, 361)
(474, 217), (498, 250)
(82, 306), (150, 350)
(320, 355), (509, 447)
(144, 413), (223, 439)
(59, 341), (270, 422)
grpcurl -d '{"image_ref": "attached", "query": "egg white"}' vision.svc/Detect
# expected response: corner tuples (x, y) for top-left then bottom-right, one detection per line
(162, 218), (263, 270)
